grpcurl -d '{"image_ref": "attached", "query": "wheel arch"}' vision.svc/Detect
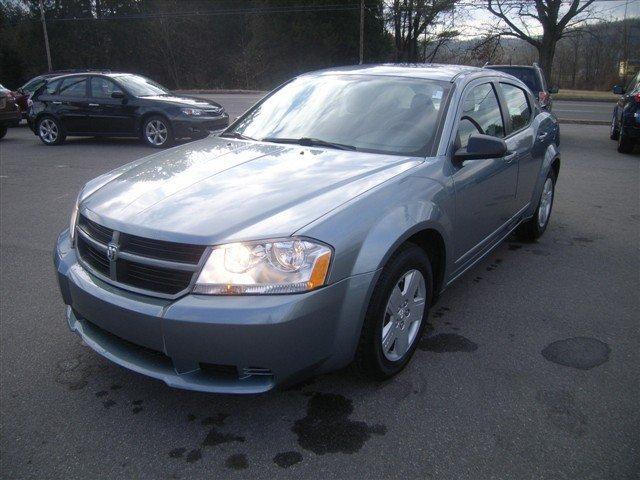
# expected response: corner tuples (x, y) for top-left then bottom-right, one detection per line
(137, 111), (171, 135)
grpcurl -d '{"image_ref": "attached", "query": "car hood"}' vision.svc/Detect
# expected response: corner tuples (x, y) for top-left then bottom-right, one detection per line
(141, 94), (222, 109)
(81, 138), (421, 245)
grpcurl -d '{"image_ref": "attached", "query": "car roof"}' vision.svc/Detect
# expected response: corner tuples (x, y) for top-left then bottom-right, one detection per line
(303, 63), (514, 83)
(487, 65), (537, 70)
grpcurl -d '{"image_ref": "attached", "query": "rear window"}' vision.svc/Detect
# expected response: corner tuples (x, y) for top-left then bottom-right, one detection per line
(488, 67), (542, 93)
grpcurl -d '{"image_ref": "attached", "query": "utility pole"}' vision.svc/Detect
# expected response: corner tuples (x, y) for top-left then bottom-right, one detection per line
(622, 0), (630, 82)
(39, 0), (52, 71)
(359, 0), (365, 64)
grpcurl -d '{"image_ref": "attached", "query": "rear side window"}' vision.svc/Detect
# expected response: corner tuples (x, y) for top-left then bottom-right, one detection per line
(59, 77), (87, 97)
(500, 83), (532, 132)
(457, 83), (505, 149)
(490, 67), (541, 93)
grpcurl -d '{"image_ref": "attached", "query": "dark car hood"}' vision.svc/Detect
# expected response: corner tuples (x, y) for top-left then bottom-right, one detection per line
(81, 138), (421, 245)
(141, 94), (221, 109)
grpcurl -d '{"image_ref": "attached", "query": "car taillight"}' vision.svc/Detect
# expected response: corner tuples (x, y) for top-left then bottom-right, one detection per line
(634, 93), (640, 103)
(539, 91), (550, 106)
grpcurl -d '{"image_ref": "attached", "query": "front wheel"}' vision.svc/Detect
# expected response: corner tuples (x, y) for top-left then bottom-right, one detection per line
(517, 170), (556, 241)
(142, 116), (174, 148)
(617, 127), (635, 154)
(610, 112), (620, 140)
(355, 244), (432, 380)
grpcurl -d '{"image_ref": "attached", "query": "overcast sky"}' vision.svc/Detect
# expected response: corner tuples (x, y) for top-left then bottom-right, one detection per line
(458, 0), (639, 37)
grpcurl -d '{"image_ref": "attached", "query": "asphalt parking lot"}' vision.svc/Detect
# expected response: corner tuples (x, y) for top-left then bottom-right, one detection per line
(1, 101), (638, 479)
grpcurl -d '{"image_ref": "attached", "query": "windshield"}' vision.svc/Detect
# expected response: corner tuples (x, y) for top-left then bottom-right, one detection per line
(230, 74), (451, 156)
(112, 74), (169, 97)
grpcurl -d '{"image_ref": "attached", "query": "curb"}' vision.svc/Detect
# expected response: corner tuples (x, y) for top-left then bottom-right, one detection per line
(558, 119), (610, 126)
(555, 96), (617, 103)
(174, 89), (267, 95)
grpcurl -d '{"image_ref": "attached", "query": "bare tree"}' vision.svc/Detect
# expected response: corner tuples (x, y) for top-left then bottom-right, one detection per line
(387, 0), (457, 62)
(486, 0), (597, 83)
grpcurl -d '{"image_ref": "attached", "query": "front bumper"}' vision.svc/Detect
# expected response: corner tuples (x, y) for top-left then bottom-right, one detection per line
(171, 113), (230, 138)
(55, 230), (374, 394)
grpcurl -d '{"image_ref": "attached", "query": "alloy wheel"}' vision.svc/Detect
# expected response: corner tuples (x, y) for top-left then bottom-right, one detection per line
(145, 120), (168, 146)
(381, 269), (426, 361)
(538, 177), (554, 229)
(39, 119), (58, 143)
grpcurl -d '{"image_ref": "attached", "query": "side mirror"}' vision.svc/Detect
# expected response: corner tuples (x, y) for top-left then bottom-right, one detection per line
(548, 86), (559, 94)
(111, 91), (125, 99)
(454, 134), (508, 164)
(613, 85), (625, 95)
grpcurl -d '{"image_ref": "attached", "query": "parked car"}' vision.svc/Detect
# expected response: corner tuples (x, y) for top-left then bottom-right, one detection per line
(485, 63), (557, 111)
(28, 72), (229, 147)
(611, 71), (640, 153)
(0, 88), (21, 140)
(0, 83), (28, 116)
(54, 64), (560, 393)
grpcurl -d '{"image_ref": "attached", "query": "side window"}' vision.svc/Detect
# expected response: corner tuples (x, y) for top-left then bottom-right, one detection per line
(91, 77), (123, 99)
(59, 77), (87, 98)
(500, 83), (532, 132)
(45, 80), (60, 95)
(457, 83), (504, 149)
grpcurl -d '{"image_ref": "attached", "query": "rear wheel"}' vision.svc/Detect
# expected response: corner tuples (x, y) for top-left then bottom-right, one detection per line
(37, 116), (66, 146)
(142, 116), (174, 148)
(617, 127), (635, 154)
(355, 244), (432, 380)
(517, 170), (556, 241)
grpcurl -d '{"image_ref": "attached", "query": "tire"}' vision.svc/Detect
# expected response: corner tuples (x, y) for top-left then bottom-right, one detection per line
(37, 116), (66, 146)
(142, 115), (174, 148)
(355, 243), (433, 380)
(610, 112), (619, 140)
(517, 170), (556, 241)
(0, 125), (6, 140)
(617, 127), (635, 154)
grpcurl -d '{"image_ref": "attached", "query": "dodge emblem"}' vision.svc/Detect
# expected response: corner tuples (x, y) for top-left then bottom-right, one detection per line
(106, 242), (119, 262)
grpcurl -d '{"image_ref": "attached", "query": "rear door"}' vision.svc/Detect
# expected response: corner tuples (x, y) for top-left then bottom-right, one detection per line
(57, 76), (91, 133)
(88, 76), (136, 134)
(497, 82), (540, 211)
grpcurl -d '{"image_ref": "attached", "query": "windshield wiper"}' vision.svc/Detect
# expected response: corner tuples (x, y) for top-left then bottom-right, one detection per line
(219, 131), (255, 141)
(260, 137), (357, 151)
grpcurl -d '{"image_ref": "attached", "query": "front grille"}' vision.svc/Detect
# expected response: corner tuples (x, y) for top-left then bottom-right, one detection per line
(76, 214), (206, 297)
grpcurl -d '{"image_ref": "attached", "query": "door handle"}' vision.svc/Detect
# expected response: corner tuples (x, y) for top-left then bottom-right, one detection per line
(504, 152), (517, 163)
(537, 132), (548, 141)
(52, 101), (62, 105)
(88, 103), (100, 107)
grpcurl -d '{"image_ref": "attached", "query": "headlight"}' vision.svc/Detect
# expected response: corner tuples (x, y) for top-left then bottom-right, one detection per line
(194, 238), (332, 295)
(69, 194), (80, 243)
(181, 108), (203, 116)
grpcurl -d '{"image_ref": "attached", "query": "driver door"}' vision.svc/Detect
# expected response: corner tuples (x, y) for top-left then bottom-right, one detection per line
(451, 82), (518, 266)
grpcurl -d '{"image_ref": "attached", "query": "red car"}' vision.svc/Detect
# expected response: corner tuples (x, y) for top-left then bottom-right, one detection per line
(0, 87), (21, 140)
(1, 83), (29, 118)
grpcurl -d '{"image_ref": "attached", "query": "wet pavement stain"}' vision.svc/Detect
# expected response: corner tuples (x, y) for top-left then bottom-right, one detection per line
(132, 406), (143, 414)
(572, 237), (594, 243)
(103, 399), (116, 409)
(110, 384), (123, 390)
(472, 276), (482, 283)
(537, 390), (588, 438)
(95, 390), (108, 398)
(541, 337), (610, 370)
(273, 451), (303, 468)
(419, 334), (478, 353)
(132, 400), (143, 406)
(168, 447), (186, 458)
(292, 393), (386, 455)
(201, 426), (244, 447)
(225, 453), (248, 470)
(68, 380), (87, 391)
(508, 243), (523, 251)
(201, 413), (228, 426)
(186, 413), (196, 422)
(185, 449), (202, 463)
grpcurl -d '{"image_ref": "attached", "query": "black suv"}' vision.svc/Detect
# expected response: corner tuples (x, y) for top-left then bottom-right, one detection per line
(485, 64), (557, 111)
(611, 72), (640, 154)
(28, 73), (229, 147)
